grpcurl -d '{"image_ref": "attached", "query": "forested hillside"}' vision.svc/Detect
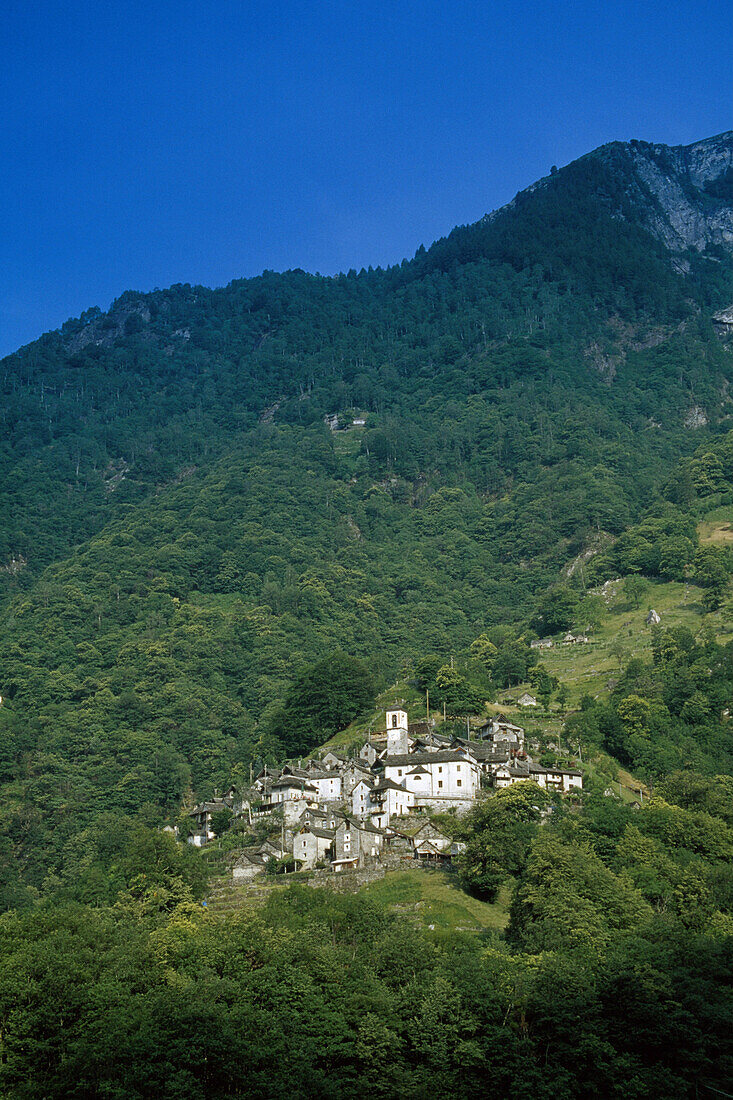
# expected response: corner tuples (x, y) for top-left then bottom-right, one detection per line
(0, 132), (732, 910)
(1, 130), (733, 1099)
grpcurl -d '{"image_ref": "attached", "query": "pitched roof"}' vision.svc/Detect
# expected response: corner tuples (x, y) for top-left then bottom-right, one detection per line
(411, 821), (450, 842)
(189, 800), (231, 816)
(373, 778), (411, 793)
(271, 775), (317, 789)
(406, 720), (429, 735)
(528, 763), (583, 778)
(299, 826), (335, 840)
(383, 749), (472, 766)
(234, 848), (267, 867)
(305, 769), (341, 781)
(414, 840), (444, 855)
(468, 742), (511, 762)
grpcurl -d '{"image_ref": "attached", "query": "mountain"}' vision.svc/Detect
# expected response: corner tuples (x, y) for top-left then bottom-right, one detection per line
(482, 132), (733, 256)
(0, 132), (732, 903)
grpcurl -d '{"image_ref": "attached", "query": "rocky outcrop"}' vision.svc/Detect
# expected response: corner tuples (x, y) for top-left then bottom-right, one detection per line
(713, 305), (733, 332)
(482, 132), (732, 260)
(64, 300), (151, 354)
(628, 132), (733, 253)
(684, 405), (708, 429)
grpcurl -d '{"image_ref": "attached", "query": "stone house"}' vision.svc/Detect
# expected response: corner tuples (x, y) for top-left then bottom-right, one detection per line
(341, 760), (373, 798)
(296, 826), (335, 869)
(493, 762), (582, 793)
(187, 797), (233, 845)
(331, 817), (384, 868)
(370, 778), (415, 828)
(351, 776), (375, 818)
(232, 848), (268, 881)
(267, 775), (318, 806)
(359, 742), (378, 767)
(476, 716), (525, 748)
(411, 821), (453, 859)
(305, 769), (343, 803)
(527, 763), (583, 793)
(320, 749), (348, 769)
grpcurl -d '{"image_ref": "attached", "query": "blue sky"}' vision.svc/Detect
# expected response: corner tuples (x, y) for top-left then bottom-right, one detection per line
(1, 0), (729, 357)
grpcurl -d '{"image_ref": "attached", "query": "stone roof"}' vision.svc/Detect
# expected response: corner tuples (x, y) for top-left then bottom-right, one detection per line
(300, 826), (335, 840)
(373, 778), (411, 793)
(234, 848), (267, 867)
(383, 749), (472, 767)
(189, 800), (231, 817)
(468, 743), (512, 762)
(528, 763), (583, 778)
(271, 775), (317, 789)
(412, 820), (449, 836)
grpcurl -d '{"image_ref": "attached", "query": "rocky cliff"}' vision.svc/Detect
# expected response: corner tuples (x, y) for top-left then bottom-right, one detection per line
(628, 131), (733, 254)
(482, 131), (732, 264)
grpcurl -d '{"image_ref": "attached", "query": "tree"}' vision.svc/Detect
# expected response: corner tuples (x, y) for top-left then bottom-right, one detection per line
(576, 594), (605, 632)
(508, 833), (650, 952)
(469, 634), (498, 673)
(693, 546), (731, 611)
(458, 783), (551, 901)
(534, 586), (579, 635)
(624, 575), (649, 609)
(269, 652), (375, 755)
(209, 808), (233, 837)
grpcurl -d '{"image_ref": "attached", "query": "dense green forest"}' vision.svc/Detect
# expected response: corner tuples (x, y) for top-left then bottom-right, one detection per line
(1, 778), (731, 1098)
(0, 134), (732, 1096)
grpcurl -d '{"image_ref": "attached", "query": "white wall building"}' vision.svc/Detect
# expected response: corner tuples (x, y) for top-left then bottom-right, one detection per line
(370, 779), (415, 828)
(351, 777), (375, 818)
(267, 776), (318, 805)
(383, 750), (480, 808)
(306, 770), (343, 803)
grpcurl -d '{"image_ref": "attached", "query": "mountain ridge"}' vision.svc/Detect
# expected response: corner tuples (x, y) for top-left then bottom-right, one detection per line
(6, 131), (731, 360)
(482, 131), (732, 242)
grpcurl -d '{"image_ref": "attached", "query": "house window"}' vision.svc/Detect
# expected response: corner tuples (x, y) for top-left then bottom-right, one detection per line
(457, 765), (461, 772)
(438, 781), (443, 789)
(457, 780), (462, 787)
(344, 832), (350, 840)
(392, 715), (398, 727)
(344, 842), (350, 852)
(438, 767), (442, 773)
(398, 769), (403, 777)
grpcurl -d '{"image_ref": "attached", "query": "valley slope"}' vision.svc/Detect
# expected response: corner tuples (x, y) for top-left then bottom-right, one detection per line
(0, 132), (732, 903)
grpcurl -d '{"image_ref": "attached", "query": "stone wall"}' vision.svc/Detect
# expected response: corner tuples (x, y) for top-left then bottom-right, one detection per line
(309, 866), (386, 892)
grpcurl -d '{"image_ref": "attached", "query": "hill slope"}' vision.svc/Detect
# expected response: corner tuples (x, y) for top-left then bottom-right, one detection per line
(0, 132), (732, 901)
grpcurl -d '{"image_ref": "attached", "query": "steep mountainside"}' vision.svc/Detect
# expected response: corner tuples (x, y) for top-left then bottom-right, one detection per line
(0, 132), (731, 902)
(483, 132), (733, 256)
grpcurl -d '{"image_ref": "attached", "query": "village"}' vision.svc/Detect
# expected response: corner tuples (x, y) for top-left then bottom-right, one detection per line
(186, 707), (583, 881)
